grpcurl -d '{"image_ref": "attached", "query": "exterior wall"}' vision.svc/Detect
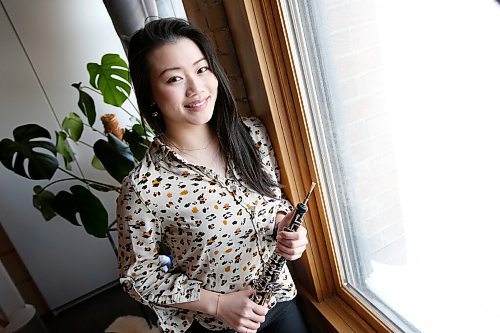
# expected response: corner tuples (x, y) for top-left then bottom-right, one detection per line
(325, 0), (406, 265)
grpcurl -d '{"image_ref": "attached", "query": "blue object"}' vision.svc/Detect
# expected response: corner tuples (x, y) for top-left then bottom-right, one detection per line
(159, 255), (174, 272)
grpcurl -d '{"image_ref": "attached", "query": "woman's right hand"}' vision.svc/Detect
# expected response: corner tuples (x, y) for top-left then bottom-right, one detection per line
(217, 289), (268, 333)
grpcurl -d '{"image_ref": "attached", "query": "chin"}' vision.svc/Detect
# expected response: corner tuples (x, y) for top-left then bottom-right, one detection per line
(190, 111), (214, 126)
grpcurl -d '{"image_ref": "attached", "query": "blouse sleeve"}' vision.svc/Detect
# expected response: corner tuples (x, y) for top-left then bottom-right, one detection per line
(244, 117), (294, 215)
(117, 175), (202, 306)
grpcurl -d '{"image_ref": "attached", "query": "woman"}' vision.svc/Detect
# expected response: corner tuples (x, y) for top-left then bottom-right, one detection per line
(117, 18), (310, 333)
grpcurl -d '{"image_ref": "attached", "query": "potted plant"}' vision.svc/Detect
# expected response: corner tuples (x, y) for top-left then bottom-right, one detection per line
(0, 53), (151, 255)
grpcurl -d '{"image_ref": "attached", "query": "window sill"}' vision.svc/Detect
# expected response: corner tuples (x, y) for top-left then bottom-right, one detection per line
(297, 284), (378, 333)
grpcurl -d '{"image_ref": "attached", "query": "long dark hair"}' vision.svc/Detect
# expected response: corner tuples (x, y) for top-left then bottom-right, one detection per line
(127, 18), (278, 198)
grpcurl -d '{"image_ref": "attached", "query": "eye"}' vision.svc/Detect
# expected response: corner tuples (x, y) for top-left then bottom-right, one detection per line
(197, 66), (210, 74)
(166, 76), (182, 84)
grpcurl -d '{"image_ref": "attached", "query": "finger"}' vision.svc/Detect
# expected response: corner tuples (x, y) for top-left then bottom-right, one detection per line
(241, 289), (256, 298)
(237, 329), (257, 333)
(244, 318), (262, 330)
(250, 303), (269, 317)
(277, 242), (307, 256)
(276, 235), (308, 249)
(275, 212), (287, 224)
(278, 226), (307, 240)
(279, 251), (304, 261)
(235, 319), (261, 332)
(278, 231), (307, 242)
(276, 243), (306, 260)
(277, 210), (295, 230)
(245, 296), (268, 318)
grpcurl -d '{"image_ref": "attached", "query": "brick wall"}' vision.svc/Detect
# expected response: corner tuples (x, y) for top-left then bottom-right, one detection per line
(183, 0), (251, 116)
(0, 223), (48, 316)
(325, 0), (406, 266)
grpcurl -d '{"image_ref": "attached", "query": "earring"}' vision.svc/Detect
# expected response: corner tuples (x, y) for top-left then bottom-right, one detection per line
(149, 102), (159, 117)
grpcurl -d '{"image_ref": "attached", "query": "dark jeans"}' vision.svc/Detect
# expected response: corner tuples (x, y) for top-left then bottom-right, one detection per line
(186, 299), (311, 333)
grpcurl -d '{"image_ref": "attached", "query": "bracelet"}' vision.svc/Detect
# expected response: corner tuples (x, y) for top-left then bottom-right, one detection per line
(215, 294), (221, 319)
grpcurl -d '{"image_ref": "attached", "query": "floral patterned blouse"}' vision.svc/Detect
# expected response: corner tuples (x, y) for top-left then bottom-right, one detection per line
(117, 117), (296, 333)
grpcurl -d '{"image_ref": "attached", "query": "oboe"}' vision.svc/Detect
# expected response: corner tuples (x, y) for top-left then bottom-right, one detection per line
(251, 182), (316, 306)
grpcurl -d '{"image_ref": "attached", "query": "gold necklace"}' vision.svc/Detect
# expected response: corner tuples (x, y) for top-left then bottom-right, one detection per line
(165, 134), (213, 152)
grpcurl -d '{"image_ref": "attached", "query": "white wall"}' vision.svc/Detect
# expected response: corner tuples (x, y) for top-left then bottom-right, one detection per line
(0, 0), (133, 310)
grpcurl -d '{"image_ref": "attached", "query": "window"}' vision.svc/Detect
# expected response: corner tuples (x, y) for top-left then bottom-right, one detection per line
(156, 0), (186, 19)
(279, 0), (500, 331)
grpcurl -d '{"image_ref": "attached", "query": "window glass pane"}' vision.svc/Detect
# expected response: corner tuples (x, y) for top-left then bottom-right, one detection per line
(156, 0), (187, 19)
(282, 0), (500, 331)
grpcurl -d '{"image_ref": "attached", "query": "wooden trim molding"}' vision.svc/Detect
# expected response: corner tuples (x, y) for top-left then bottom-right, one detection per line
(224, 0), (336, 302)
(223, 0), (393, 332)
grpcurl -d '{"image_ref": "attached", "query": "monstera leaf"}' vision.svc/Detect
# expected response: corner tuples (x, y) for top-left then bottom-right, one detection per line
(94, 133), (135, 183)
(71, 83), (96, 126)
(87, 54), (131, 107)
(91, 154), (106, 170)
(61, 112), (84, 141)
(33, 185), (56, 221)
(123, 124), (150, 162)
(52, 185), (108, 238)
(55, 131), (75, 170)
(0, 124), (58, 180)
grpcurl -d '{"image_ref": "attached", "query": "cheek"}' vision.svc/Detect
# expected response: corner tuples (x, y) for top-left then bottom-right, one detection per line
(209, 75), (219, 95)
(203, 71), (217, 89)
(153, 85), (182, 104)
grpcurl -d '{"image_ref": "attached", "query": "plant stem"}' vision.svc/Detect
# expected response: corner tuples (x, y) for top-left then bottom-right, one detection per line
(39, 178), (76, 192)
(108, 220), (117, 229)
(82, 85), (141, 123)
(84, 86), (101, 95)
(57, 167), (120, 192)
(120, 105), (141, 123)
(126, 96), (140, 113)
(78, 141), (94, 149)
(107, 228), (119, 258)
(83, 123), (106, 136)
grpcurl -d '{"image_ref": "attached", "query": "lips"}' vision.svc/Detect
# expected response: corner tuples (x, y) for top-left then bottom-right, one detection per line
(184, 97), (209, 109)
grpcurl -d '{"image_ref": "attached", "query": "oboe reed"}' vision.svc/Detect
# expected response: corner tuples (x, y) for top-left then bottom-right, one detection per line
(302, 182), (316, 205)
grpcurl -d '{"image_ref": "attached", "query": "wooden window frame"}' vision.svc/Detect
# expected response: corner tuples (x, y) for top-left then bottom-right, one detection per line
(223, 1), (393, 332)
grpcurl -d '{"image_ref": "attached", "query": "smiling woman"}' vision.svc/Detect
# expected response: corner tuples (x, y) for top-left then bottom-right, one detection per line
(148, 38), (219, 146)
(117, 18), (311, 333)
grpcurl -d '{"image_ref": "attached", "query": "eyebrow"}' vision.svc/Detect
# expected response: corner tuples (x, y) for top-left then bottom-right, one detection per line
(158, 57), (207, 78)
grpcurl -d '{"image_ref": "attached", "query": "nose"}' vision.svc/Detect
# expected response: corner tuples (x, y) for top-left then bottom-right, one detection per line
(185, 75), (202, 97)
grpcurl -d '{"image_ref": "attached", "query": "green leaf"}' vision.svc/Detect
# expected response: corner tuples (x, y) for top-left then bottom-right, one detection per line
(123, 126), (150, 161)
(87, 54), (131, 107)
(132, 123), (146, 136)
(52, 185), (108, 238)
(0, 124), (58, 180)
(55, 131), (75, 170)
(94, 133), (135, 183)
(91, 154), (106, 170)
(62, 112), (84, 141)
(33, 185), (56, 221)
(71, 83), (96, 126)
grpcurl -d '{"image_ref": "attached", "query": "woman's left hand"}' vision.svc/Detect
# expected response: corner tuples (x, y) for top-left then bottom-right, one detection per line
(274, 211), (308, 261)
